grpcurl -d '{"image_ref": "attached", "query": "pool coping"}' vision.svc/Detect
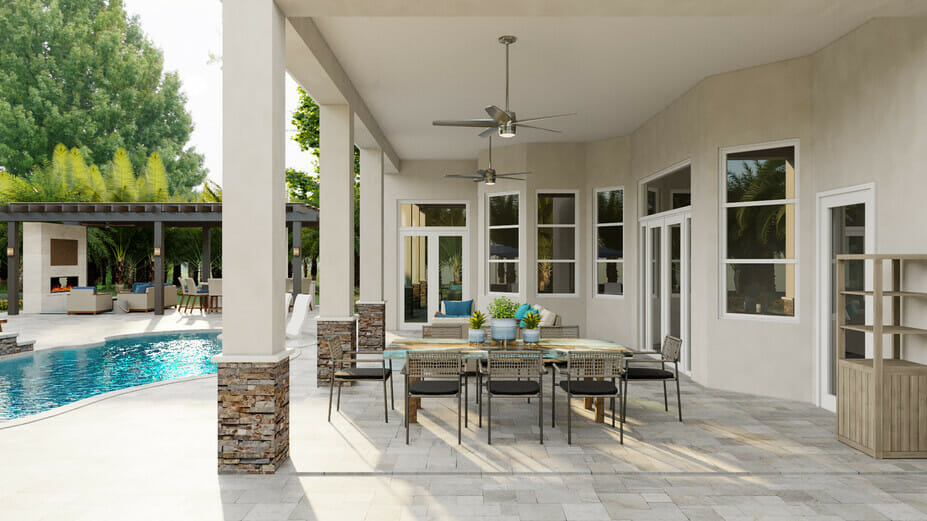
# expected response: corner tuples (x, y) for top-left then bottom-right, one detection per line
(0, 328), (304, 429)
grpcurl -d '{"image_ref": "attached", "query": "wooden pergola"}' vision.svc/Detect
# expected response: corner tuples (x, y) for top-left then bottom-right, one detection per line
(0, 202), (319, 315)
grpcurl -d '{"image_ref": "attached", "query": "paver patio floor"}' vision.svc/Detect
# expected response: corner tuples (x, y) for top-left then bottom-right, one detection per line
(1, 311), (927, 520)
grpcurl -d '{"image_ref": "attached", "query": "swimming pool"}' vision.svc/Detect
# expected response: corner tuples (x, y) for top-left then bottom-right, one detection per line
(0, 331), (221, 421)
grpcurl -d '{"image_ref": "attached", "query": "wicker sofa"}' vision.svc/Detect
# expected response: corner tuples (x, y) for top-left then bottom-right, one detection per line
(117, 284), (177, 312)
(67, 287), (113, 315)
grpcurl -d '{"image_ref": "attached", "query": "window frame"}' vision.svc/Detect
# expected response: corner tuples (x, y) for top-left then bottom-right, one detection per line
(593, 186), (624, 299)
(536, 188), (579, 297)
(486, 191), (521, 296)
(718, 138), (800, 323)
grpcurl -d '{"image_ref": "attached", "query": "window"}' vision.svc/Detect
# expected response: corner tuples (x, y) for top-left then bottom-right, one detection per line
(722, 144), (797, 317)
(594, 188), (623, 296)
(488, 193), (519, 293)
(537, 192), (576, 294)
(401, 203), (466, 227)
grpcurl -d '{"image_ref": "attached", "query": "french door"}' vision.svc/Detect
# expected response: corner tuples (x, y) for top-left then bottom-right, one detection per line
(640, 209), (692, 373)
(399, 231), (468, 330)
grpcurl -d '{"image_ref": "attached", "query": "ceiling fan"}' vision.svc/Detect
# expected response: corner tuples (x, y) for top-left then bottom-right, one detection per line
(433, 35), (575, 139)
(444, 135), (530, 185)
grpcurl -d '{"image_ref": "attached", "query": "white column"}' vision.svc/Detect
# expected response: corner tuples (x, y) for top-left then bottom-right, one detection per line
(220, 0), (286, 357)
(358, 148), (384, 302)
(319, 104), (356, 318)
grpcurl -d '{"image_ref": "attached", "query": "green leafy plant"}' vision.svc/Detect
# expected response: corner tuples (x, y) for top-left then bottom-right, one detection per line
(469, 310), (487, 329)
(487, 296), (519, 319)
(522, 310), (541, 330)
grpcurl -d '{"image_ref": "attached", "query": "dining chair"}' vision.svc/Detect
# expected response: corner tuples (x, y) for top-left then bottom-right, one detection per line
(327, 336), (394, 423)
(404, 351), (465, 444)
(557, 351), (626, 444)
(482, 351), (544, 444)
(539, 325), (581, 427)
(623, 335), (683, 421)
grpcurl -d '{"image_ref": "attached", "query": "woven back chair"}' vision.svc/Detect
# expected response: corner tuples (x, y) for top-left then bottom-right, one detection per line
(327, 335), (394, 423)
(422, 325), (464, 338)
(559, 350), (626, 444)
(540, 325), (580, 339)
(624, 335), (683, 422)
(404, 351), (465, 444)
(483, 351), (544, 444)
(661, 335), (682, 363)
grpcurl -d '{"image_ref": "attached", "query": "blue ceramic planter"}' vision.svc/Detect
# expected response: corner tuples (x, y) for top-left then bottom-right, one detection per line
(522, 328), (540, 343)
(468, 328), (486, 344)
(490, 318), (518, 342)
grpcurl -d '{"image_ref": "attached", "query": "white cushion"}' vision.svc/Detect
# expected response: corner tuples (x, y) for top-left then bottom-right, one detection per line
(440, 301), (446, 314)
(539, 308), (557, 327)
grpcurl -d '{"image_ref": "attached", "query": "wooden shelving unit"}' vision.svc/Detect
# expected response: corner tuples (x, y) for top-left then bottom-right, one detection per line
(836, 254), (927, 458)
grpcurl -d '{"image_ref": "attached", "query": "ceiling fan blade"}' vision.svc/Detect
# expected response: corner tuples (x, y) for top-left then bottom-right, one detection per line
(515, 112), (576, 124)
(485, 105), (511, 124)
(517, 124), (561, 133)
(433, 119), (497, 127)
(496, 171), (532, 177)
(444, 174), (481, 179)
(478, 126), (497, 138)
(496, 177), (526, 181)
(476, 169), (488, 175)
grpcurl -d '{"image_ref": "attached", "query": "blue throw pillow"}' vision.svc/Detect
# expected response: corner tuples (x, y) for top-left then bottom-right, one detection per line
(444, 299), (472, 316)
(514, 303), (532, 320)
(74, 286), (96, 295)
(133, 282), (154, 294)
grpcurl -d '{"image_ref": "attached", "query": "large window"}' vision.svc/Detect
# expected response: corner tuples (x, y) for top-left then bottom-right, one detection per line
(488, 193), (519, 293)
(595, 188), (623, 296)
(722, 144), (797, 318)
(537, 192), (576, 294)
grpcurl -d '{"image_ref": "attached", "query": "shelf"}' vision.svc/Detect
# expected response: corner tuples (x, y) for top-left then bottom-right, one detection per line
(841, 290), (927, 297)
(840, 324), (927, 335)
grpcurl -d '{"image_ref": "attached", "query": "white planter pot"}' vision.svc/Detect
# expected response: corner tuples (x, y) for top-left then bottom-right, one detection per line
(491, 318), (518, 341)
(523, 328), (540, 343)
(468, 328), (486, 344)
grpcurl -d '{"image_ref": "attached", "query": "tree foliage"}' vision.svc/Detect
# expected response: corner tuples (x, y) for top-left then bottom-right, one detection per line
(0, 0), (207, 193)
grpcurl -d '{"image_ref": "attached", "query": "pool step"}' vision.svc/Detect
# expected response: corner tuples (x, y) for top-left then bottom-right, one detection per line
(0, 332), (35, 357)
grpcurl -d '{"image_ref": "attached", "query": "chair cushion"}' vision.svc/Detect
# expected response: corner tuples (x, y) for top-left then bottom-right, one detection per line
(558, 380), (618, 395)
(408, 380), (459, 395)
(443, 299), (472, 316)
(132, 282), (154, 293)
(625, 367), (675, 380)
(334, 367), (391, 380)
(489, 380), (540, 395)
(73, 286), (97, 294)
(514, 303), (532, 321)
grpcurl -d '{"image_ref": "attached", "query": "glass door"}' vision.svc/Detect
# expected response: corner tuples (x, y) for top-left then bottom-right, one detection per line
(400, 231), (468, 330)
(402, 235), (429, 326)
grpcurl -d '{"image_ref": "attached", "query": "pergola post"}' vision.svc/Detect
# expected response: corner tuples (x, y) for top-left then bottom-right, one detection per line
(317, 103), (357, 385)
(291, 221), (302, 297)
(357, 148), (385, 352)
(6, 221), (19, 316)
(153, 221), (164, 315)
(215, 0), (289, 474)
(201, 226), (211, 282)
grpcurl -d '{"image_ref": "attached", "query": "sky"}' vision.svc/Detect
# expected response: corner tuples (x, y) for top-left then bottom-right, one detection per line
(122, 0), (318, 187)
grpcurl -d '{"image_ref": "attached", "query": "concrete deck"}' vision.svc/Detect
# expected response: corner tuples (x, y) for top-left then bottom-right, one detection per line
(1, 311), (927, 520)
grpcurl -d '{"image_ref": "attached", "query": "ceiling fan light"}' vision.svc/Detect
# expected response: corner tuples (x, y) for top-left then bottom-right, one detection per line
(486, 173), (496, 185)
(499, 122), (516, 138)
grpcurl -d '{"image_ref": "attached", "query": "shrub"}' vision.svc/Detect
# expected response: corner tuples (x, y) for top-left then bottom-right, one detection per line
(487, 296), (519, 319)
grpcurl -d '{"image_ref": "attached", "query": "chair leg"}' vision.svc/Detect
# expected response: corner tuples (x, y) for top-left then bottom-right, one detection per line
(327, 376), (335, 422)
(622, 379), (629, 423)
(663, 380), (669, 411)
(617, 396), (623, 444)
(566, 394), (572, 445)
(458, 388), (462, 445)
(538, 389), (543, 445)
(464, 376), (468, 428)
(676, 376), (682, 422)
(487, 392), (492, 444)
(389, 360), (395, 410)
(551, 370), (556, 428)
(478, 374), (483, 428)
(336, 382), (342, 411)
(382, 376), (389, 423)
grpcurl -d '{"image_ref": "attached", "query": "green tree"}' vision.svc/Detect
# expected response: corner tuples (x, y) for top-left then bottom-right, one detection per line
(0, 0), (207, 193)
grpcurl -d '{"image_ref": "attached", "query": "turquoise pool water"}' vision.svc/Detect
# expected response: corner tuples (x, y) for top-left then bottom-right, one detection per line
(0, 331), (221, 421)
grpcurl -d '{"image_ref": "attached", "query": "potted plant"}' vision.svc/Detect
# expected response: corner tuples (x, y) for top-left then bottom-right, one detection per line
(522, 310), (541, 343)
(487, 296), (520, 344)
(468, 310), (487, 344)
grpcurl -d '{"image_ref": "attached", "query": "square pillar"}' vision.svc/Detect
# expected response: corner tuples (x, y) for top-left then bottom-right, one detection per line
(6, 222), (18, 315)
(317, 104), (357, 383)
(153, 221), (164, 315)
(217, 0), (289, 474)
(357, 148), (384, 351)
(201, 226), (212, 283)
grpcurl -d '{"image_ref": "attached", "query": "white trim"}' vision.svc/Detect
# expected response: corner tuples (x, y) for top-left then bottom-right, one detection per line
(536, 189), (579, 297)
(719, 138), (801, 322)
(638, 159), (692, 219)
(593, 186), (625, 299)
(814, 182), (876, 411)
(639, 158), (691, 185)
(486, 190), (521, 296)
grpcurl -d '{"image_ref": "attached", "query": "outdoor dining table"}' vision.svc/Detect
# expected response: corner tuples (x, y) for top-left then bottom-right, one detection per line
(384, 337), (632, 424)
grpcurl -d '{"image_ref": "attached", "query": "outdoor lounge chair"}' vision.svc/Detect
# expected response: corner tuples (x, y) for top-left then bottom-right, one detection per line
(179, 277), (208, 312)
(557, 351), (625, 444)
(623, 335), (683, 422)
(67, 287), (113, 315)
(117, 284), (176, 312)
(404, 351), (464, 444)
(285, 294), (312, 338)
(481, 351), (544, 444)
(326, 336), (394, 423)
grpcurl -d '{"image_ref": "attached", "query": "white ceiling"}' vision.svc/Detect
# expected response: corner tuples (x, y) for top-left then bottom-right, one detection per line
(311, 12), (925, 160)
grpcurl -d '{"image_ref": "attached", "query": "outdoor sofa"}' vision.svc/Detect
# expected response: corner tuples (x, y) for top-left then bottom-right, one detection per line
(67, 287), (113, 315)
(117, 283), (177, 312)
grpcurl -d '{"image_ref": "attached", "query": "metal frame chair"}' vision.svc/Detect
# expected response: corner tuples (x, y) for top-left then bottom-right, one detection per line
(404, 351), (465, 444)
(557, 351), (625, 444)
(540, 325), (580, 428)
(327, 336), (395, 423)
(623, 335), (683, 421)
(480, 351), (544, 444)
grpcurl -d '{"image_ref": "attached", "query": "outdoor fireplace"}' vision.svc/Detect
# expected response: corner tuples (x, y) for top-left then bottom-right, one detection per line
(50, 276), (79, 293)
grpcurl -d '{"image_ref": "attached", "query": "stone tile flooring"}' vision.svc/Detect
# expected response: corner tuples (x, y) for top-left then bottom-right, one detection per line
(1, 311), (927, 520)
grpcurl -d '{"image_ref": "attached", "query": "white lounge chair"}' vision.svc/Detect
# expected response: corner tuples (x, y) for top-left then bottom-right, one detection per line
(285, 293), (292, 314)
(286, 294), (312, 338)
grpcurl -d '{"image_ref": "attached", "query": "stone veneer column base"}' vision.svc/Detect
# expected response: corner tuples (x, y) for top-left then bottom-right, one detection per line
(0, 333), (34, 357)
(356, 301), (385, 352)
(317, 317), (357, 387)
(217, 357), (289, 474)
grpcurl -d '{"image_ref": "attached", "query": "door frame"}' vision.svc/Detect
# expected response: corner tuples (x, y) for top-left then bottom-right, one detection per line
(639, 207), (692, 374)
(398, 229), (470, 330)
(815, 183), (875, 410)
